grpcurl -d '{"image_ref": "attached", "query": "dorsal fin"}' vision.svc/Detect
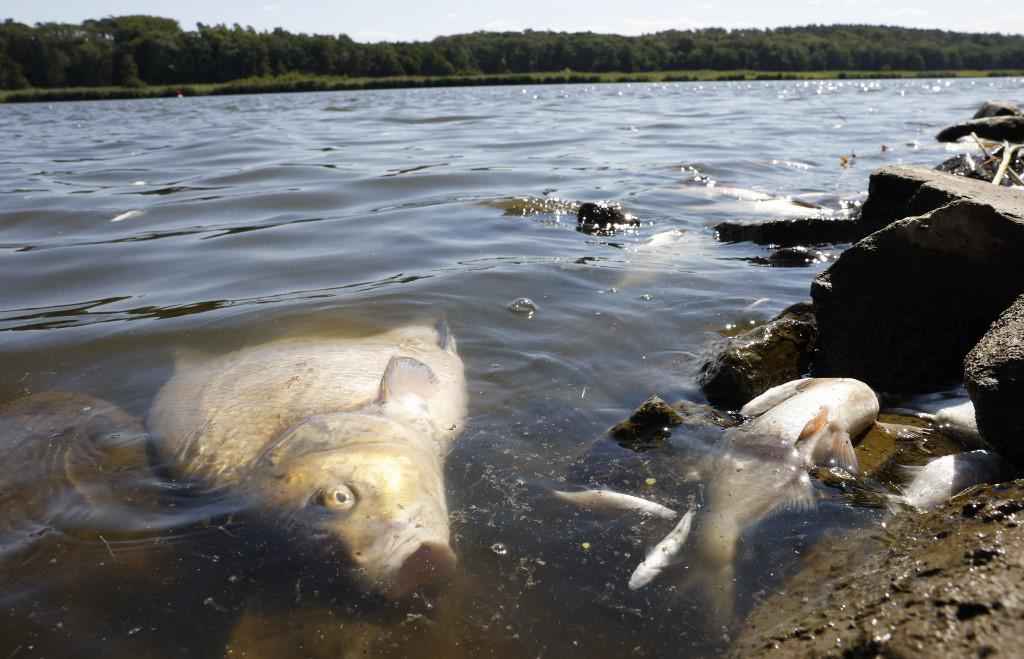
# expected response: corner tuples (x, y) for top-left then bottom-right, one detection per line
(435, 318), (457, 354)
(377, 356), (439, 403)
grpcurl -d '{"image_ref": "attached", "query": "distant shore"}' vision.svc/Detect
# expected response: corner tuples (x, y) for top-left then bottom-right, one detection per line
(3, 69), (1022, 104)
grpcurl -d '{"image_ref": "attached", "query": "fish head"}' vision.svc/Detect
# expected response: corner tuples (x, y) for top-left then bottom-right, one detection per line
(252, 413), (456, 598)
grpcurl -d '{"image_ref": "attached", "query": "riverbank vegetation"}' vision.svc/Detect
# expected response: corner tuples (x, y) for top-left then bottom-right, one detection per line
(3, 68), (1022, 104)
(2, 15), (1024, 94)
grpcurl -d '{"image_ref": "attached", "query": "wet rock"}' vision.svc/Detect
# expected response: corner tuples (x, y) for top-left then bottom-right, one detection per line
(714, 218), (863, 247)
(609, 395), (684, 450)
(744, 246), (832, 268)
(965, 295), (1024, 467)
(973, 100), (1022, 119)
(936, 115), (1024, 143)
(857, 165), (1024, 235)
(731, 480), (1024, 659)
(576, 201), (638, 234)
(812, 198), (1024, 392)
(608, 396), (738, 451)
(698, 302), (817, 409)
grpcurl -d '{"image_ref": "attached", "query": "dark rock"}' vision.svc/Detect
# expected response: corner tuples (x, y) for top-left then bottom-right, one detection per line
(973, 100), (1022, 119)
(608, 395), (684, 450)
(732, 480), (1024, 659)
(745, 246), (832, 268)
(576, 201), (638, 235)
(965, 295), (1024, 467)
(698, 302), (817, 409)
(608, 396), (738, 451)
(857, 165), (1024, 235)
(714, 218), (863, 247)
(936, 115), (1024, 143)
(812, 198), (1024, 392)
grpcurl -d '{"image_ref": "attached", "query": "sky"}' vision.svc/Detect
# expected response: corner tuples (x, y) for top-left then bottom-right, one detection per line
(3, 0), (1018, 42)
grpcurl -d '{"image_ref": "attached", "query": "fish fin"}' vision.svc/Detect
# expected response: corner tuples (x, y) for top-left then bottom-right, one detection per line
(377, 356), (439, 403)
(435, 318), (457, 354)
(740, 379), (812, 417)
(796, 407), (830, 443)
(822, 424), (859, 475)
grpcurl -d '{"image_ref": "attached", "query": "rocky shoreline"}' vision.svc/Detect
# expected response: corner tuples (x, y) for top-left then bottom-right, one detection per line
(695, 99), (1024, 655)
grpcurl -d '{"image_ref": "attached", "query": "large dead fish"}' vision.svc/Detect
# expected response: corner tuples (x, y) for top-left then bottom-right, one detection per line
(629, 378), (878, 623)
(148, 322), (467, 598)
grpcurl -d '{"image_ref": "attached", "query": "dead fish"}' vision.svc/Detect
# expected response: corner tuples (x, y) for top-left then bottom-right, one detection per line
(632, 378), (878, 625)
(738, 377), (879, 474)
(148, 321), (467, 598)
(897, 450), (1013, 510)
(888, 394), (985, 448)
(552, 489), (677, 520)
(628, 507), (695, 590)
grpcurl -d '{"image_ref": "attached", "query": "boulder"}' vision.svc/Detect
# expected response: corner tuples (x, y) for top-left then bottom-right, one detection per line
(698, 302), (817, 409)
(812, 198), (1024, 392)
(973, 100), (1022, 119)
(857, 165), (1024, 236)
(731, 479), (1024, 659)
(936, 115), (1024, 143)
(965, 295), (1024, 467)
(714, 218), (863, 247)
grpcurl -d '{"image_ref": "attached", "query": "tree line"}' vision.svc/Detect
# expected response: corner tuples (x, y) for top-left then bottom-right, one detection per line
(2, 15), (1023, 90)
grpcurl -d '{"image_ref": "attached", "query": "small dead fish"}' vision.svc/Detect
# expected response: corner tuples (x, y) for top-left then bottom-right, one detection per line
(552, 489), (677, 520)
(628, 507), (696, 590)
(898, 450), (1013, 510)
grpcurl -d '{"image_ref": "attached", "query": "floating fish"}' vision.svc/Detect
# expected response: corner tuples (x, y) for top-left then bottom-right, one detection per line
(630, 378), (878, 625)
(149, 321), (467, 598)
(628, 507), (695, 590)
(552, 489), (678, 520)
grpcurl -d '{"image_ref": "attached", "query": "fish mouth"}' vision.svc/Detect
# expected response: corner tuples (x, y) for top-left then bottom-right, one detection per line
(380, 540), (458, 599)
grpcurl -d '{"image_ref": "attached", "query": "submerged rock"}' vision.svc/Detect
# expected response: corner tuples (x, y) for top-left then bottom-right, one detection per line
(576, 201), (638, 234)
(744, 246), (832, 267)
(732, 480), (1024, 659)
(608, 395), (684, 450)
(714, 218), (862, 247)
(698, 303), (817, 409)
(965, 295), (1024, 467)
(936, 115), (1024, 143)
(812, 193), (1024, 392)
(608, 396), (737, 451)
(973, 100), (1022, 119)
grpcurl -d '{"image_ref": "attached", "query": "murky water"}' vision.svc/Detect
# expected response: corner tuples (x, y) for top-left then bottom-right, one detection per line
(2, 77), (1022, 658)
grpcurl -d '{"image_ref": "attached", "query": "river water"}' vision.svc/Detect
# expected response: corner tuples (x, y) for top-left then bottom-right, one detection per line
(1, 77), (1022, 658)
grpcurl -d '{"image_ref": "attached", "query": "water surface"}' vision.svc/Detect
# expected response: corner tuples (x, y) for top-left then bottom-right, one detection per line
(1, 77), (1021, 658)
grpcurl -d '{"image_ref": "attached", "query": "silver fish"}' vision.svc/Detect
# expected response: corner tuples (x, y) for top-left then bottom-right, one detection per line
(552, 489), (678, 520)
(628, 507), (695, 590)
(898, 450), (1012, 510)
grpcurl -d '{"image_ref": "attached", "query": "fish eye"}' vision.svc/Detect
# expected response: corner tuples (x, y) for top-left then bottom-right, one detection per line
(313, 485), (356, 511)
